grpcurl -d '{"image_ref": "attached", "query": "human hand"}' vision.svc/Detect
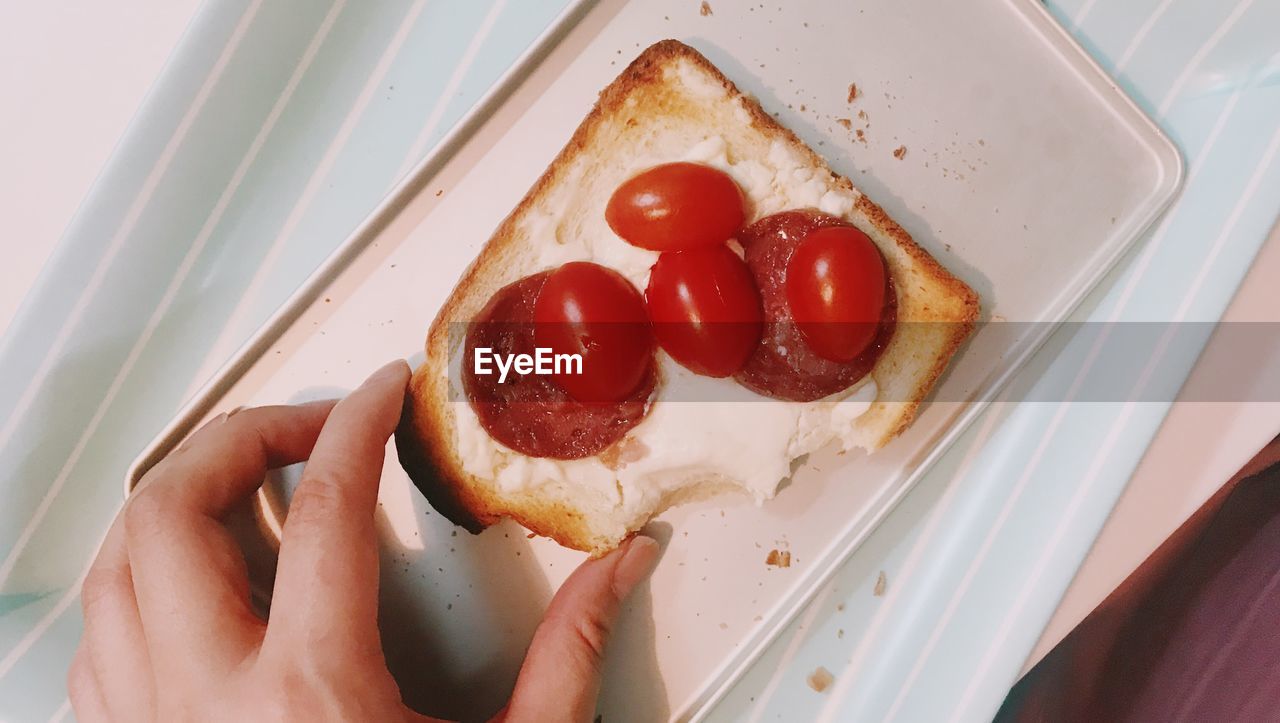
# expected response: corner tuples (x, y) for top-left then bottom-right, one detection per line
(69, 360), (660, 722)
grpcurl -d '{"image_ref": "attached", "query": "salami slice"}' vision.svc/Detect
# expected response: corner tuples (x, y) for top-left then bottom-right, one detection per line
(734, 210), (896, 402)
(462, 272), (655, 460)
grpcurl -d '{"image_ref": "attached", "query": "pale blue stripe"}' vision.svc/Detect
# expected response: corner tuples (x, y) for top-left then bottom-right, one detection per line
(0, 1), (572, 716)
(0, 0), (340, 594)
(0, 609), (82, 721)
(0, 0), (254, 390)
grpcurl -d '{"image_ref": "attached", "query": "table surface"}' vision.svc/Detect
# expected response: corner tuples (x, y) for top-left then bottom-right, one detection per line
(3, 0), (1278, 709)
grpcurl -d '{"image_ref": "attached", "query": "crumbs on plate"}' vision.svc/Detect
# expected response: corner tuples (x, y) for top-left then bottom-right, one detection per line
(766, 549), (792, 568)
(807, 666), (834, 693)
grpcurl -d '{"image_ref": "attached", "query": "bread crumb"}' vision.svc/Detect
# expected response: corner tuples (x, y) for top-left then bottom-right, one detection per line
(836, 602), (845, 611)
(700, 1), (712, 16)
(893, 145), (907, 160)
(836, 118), (852, 130)
(526, 532), (537, 539)
(855, 129), (866, 143)
(807, 666), (834, 692)
(846, 83), (858, 103)
(765, 549), (792, 568)
(800, 104), (807, 112)
(874, 571), (887, 596)
(434, 189), (443, 197)
(837, 629), (845, 639)
(857, 109), (868, 121)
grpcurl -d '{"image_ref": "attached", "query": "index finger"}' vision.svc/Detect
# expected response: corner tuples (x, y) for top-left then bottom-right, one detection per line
(136, 401), (335, 512)
(124, 402), (335, 681)
(264, 360), (410, 658)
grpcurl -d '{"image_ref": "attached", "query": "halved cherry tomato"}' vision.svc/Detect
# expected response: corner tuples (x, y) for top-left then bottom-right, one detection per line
(646, 246), (763, 377)
(784, 226), (887, 363)
(533, 261), (654, 402)
(605, 162), (745, 251)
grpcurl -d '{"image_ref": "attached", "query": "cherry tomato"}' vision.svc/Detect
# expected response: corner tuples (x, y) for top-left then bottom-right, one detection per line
(784, 226), (887, 363)
(605, 162), (745, 251)
(646, 246), (763, 377)
(533, 261), (654, 402)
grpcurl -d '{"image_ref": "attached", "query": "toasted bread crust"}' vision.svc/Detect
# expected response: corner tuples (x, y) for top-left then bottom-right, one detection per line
(395, 40), (979, 554)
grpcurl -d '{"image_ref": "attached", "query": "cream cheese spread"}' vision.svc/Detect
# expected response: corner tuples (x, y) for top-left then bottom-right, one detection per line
(450, 134), (875, 517)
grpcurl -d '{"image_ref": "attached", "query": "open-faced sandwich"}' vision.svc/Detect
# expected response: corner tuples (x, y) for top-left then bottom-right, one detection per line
(396, 40), (979, 555)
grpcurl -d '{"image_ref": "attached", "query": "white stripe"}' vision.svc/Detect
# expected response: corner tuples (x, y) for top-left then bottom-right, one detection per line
(391, 0), (508, 182)
(743, 585), (837, 723)
(876, 454), (1049, 720)
(814, 399), (1010, 723)
(945, 401), (1134, 720)
(1113, 0), (1176, 73)
(1070, 3), (1249, 329)
(952, 123), (1280, 721)
(1097, 82), (1243, 317)
(0, 505), (119, 683)
(0, 0), (264, 455)
(0, 559), (89, 681)
(1071, 0), (1101, 28)
(0, 0), (346, 589)
(48, 697), (72, 723)
(1157, 0), (1257, 116)
(1170, 127), (1280, 322)
(194, 0), (432, 380)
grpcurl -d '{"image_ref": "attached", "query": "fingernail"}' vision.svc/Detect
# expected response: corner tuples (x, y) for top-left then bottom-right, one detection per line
(300, 398), (339, 409)
(612, 536), (660, 596)
(363, 359), (410, 387)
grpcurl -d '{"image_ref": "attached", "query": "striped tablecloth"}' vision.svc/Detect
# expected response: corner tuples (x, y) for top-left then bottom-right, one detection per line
(1, 0), (1277, 720)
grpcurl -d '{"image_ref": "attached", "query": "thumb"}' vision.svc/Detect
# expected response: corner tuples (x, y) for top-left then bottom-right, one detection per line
(503, 536), (660, 723)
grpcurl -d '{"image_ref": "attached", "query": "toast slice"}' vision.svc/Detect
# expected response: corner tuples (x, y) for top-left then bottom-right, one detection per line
(397, 40), (979, 555)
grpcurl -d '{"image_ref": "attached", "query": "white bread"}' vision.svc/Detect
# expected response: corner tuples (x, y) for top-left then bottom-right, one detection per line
(396, 40), (979, 555)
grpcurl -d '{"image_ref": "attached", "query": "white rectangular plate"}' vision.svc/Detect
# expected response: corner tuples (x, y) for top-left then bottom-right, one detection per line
(128, 0), (1180, 719)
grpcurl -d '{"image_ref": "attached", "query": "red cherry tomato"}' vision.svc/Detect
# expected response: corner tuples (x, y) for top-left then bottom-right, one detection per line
(605, 162), (745, 251)
(784, 226), (887, 363)
(646, 246), (763, 377)
(533, 261), (654, 402)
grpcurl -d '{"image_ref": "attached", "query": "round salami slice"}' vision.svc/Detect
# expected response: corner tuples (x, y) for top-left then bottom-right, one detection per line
(462, 272), (655, 460)
(733, 209), (897, 402)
